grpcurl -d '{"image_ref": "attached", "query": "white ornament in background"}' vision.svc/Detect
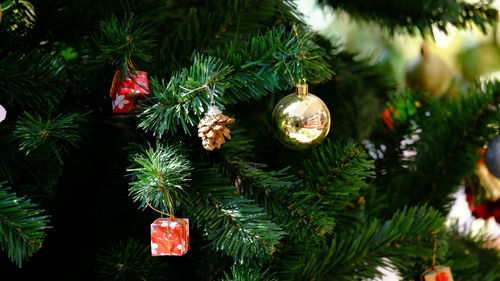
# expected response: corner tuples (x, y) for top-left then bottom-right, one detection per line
(367, 258), (402, 281)
(447, 187), (500, 238)
(0, 104), (6, 123)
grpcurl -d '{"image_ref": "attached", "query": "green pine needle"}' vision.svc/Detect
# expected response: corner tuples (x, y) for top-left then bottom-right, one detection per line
(95, 15), (155, 69)
(318, 0), (498, 35)
(127, 143), (192, 216)
(96, 238), (167, 281)
(14, 111), (89, 163)
(0, 183), (50, 267)
(279, 205), (445, 281)
(188, 167), (285, 262)
(139, 25), (333, 136)
(223, 265), (277, 281)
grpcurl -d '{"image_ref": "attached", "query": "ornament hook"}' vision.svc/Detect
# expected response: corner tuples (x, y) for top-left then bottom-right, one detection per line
(296, 83), (308, 97)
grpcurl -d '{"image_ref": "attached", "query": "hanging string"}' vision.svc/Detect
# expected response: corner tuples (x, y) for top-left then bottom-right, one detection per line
(127, 57), (137, 71)
(432, 233), (438, 269)
(124, 34), (137, 72)
(292, 24), (306, 84)
(145, 194), (175, 219)
(179, 84), (209, 97)
(179, 82), (218, 110)
(419, 231), (443, 280)
(280, 24), (308, 95)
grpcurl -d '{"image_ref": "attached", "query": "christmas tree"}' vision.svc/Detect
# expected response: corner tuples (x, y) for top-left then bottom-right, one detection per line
(1, 0), (500, 280)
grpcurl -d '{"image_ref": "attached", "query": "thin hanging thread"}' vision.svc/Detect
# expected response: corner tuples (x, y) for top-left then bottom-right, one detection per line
(292, 24), (306, 84)
(127, 57), (137, 71)
(419, 232), (442, 280)
(179, 83), (217, 111)
(432, 233), (438, 269)
(179, 84), (209, 97)
(145, 194), (175, 219)
(126, 35), (137, 72)
(282, 25), (307, 93)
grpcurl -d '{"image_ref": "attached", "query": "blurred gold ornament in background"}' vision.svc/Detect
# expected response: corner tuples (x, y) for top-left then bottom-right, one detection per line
(272, 83), (331, 150)
(405, 44), (452, 97)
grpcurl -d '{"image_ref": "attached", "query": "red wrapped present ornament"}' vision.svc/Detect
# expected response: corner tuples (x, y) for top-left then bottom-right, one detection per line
(150, 218), (189, 256)
(421, 266), (454, 281)
(110, 70), (149, 113)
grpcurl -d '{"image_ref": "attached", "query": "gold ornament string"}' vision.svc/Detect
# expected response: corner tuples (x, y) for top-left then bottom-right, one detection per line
(179, 84), (211, 106)
(145, 194), (175, 219)
(125, 34), (136, 71)
(179, 82), (218, 111)
(419, 231), (445, 280)
(432, 233), (438, 269)
(281, 25), (309, 94)
(127, 57), (137, 71)
(292, 24), (306, 84)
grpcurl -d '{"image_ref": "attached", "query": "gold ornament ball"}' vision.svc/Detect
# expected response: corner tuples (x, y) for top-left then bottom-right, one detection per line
(272, 84), (331, 150)
(405, 44), (452, 97)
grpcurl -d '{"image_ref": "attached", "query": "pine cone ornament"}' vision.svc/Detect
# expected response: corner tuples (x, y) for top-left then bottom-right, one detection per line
(198, 106), (234, 151)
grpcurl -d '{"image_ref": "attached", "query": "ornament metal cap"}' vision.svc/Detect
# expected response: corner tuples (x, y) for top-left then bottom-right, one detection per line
(297, 83), (308, 97)
(205, 105), (223, 116)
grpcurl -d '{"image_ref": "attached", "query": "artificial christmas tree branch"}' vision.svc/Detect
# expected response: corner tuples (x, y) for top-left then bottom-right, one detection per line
(319, 0), (498, 35)
(95, 15), (155, 69)
(383, 82), (500, 212)
(127, 143), (192, 215)
(230, 160), (332, 239)
(220, 134), (332, 241)
(444, 227), (500, 281)
(96, 238), (168, 281)
(2, 0), (500, 277)
(223, 265), (277, 281)
(157, 0), (300, 70)
(0, 184), (49, 268)
(139, 26), (333, 136)
(278, 206), (445, 281)
(302, 139), (375, 215)
(14, 111), (89, 164)
(190, 0), (296, 47)
(188, 167), (285, 262)
(0, 52), (67, 110)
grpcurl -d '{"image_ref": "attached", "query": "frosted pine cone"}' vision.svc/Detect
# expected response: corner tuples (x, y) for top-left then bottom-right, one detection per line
(197, 106), (235, 151)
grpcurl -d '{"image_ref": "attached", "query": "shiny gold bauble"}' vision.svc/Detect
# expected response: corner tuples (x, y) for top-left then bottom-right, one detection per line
(405, 44), (452, 97)
(272, 84), (330, 150)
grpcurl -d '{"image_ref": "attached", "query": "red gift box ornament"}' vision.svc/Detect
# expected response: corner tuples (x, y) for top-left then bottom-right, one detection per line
(110, 70), (150, 113)
(150, 217), (189, 256)
(421, 266), (454, 281)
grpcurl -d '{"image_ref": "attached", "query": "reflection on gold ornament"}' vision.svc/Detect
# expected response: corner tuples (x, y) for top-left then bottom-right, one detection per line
(272, 83), (330, 150)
